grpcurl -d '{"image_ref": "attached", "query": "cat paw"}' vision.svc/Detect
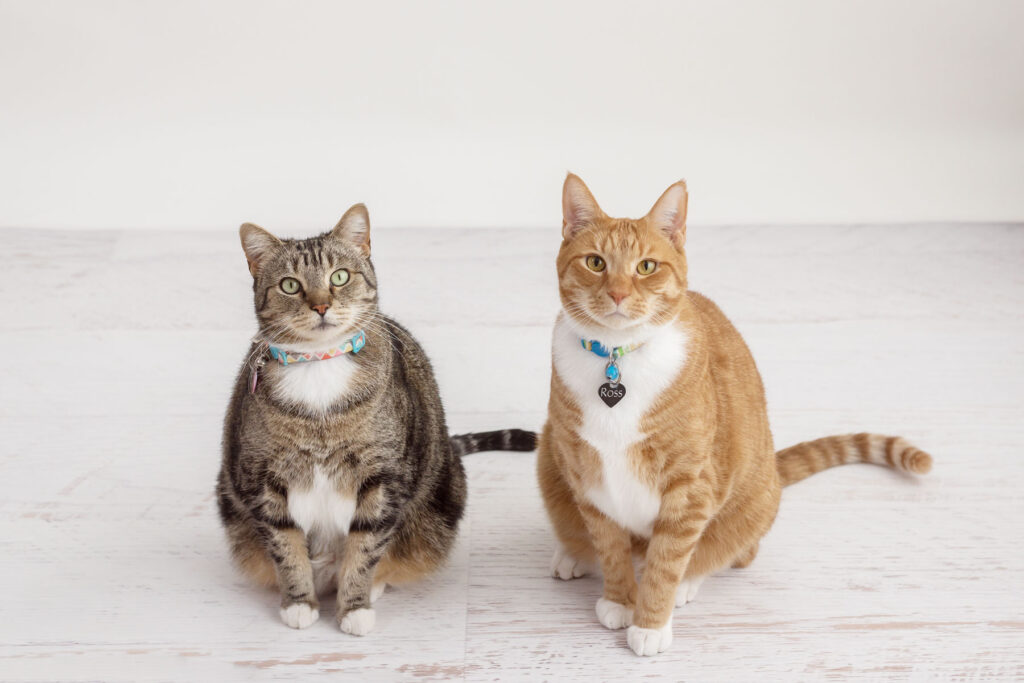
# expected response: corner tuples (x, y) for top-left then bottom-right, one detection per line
(595, 598), (633, 630)
(675, 576), (704, 607)
(627, 620), (673, 656)
(280, 602), (319, 629)
(339, 607), (376, 636)
(370, 582), (386, 604)
(551, 545), (590, 580)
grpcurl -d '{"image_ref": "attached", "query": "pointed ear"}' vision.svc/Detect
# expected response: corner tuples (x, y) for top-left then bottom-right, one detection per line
(646, 180), (688, 249)
(331, 203), (371, 256)
(239, 223), (282, 277)
(562, 173), (604, 240)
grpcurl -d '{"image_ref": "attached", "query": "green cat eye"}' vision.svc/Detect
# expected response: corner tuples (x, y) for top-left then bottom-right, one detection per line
(280, 277), (301, 294)
(637, 259), (658, 275)
(585, 255), (606, 272)
(330, 269), (350, 287)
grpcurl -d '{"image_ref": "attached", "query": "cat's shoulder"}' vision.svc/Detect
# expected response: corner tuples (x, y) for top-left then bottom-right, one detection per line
(686, 289), (724, 317)
(686, 290), (740, 332)
(374, 314), (428, 358)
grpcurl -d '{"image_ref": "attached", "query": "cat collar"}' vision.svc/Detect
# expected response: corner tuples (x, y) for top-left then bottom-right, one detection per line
(268, 330), (367, 366)
(248, 330), (366, 394)
(580, 338), (642, 408)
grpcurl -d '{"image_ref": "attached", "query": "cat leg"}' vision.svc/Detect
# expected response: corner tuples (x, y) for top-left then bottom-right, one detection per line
(629, 480), (713, 656)
(335, 528), (390, 636)
(551, 543), (594, 581)
(262, 526), (319, 629)
(223, 515), (279, 589)
(336, 479), (405, 636)
(675, 575), (705, 607)
(537, 440), (596, 580)
(369, 581), (386, 604)
(732, 541), (759, 569)
(578, 503), (637, 631)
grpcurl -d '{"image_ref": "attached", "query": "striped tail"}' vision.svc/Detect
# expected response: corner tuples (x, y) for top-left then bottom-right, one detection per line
(777, 433), (932, 486)
(449, 429), (537, 457)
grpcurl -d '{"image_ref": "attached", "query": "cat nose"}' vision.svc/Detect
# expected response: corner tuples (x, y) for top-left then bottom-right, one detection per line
(608, 291), (628, 305)
(311, 303), (329, 316)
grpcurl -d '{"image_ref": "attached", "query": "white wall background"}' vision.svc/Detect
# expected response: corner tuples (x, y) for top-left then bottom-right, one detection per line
(1, 0), (1022, 231)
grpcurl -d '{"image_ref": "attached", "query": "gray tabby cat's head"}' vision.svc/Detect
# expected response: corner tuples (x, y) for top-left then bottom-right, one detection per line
(239, 204), (378, 347)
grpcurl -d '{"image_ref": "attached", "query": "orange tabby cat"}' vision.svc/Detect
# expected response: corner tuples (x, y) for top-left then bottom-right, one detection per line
(537, 174), (932, 656)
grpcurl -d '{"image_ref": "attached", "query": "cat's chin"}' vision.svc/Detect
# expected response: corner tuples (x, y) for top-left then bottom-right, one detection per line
(600, 311), (639, 329)
(269, 324), (362, 353)
(310, 328), (359, 347)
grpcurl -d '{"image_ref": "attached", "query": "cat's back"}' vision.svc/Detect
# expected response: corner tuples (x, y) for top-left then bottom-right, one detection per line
(685, 289), (773, 461)
(686, 290), (762, 381)
(376, 314), (444, 399)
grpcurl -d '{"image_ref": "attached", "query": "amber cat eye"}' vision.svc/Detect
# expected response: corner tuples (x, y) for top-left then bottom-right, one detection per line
(280, 277), (301, 294)
(585, 255), (606, 272)
(637, 259), (658, 275)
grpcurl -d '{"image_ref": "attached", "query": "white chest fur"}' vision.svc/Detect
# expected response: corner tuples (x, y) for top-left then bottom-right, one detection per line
(552, 314), (688, 537)
(287, 467), (356, 539)
(270, 354), (359, 414)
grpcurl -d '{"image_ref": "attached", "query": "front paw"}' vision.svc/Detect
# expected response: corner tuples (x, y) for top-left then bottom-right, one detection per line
(280, 601), (319, 629)
(550, 545), (591, 580)
(338, 607), (376, 636)
(595, 598), (633, 630)
(626, 620), (673, 656)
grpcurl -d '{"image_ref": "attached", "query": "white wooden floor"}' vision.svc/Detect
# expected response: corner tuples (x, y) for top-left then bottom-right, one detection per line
(1, 224), (1022, 681)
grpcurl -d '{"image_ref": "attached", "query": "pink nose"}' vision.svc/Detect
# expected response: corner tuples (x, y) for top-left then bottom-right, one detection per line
(608, 291), (628, 305)
(311, 303), (329, 315)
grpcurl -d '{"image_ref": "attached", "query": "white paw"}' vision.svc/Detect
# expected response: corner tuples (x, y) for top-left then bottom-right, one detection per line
(339, 607), (376, 636)
(595, 598), (633, 630)
(279, 602), (319, 629)
(370, 582), (386, 604)
(627, 620), (673, 656)
(675, 575), (705, 607)
(550, 545), (590, 580)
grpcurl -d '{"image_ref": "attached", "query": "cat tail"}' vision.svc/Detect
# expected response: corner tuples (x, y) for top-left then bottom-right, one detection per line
(776, 433), (932, 486)
(449, 429), (537, 456)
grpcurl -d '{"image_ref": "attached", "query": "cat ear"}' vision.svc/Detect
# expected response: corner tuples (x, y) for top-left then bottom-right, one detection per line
(331, 203), (371, 256)
(239, 223), (282, 277)
(646, 180), (688, 249)
(562, 173), (604, 240)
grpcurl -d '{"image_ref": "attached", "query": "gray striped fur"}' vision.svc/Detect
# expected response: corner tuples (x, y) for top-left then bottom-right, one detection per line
(217, 208), (534, 632)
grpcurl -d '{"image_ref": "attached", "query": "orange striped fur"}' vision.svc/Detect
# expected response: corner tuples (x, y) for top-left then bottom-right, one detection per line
(777, 432), (932, 486)
(537, 174), (932, 656)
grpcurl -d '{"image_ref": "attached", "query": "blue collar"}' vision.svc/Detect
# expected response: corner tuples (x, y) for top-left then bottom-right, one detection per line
(580, 338), (643, 359)
(580, 337), (643, 383)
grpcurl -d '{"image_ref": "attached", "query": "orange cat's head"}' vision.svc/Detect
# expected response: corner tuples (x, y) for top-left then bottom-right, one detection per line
(556, 173), (689, 337)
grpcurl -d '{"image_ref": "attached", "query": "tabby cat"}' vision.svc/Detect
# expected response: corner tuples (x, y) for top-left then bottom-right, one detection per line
(217, 204), (534, 635)
(537, 174), (932, 656)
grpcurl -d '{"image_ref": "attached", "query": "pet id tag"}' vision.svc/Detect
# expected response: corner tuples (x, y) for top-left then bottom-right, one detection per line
(249, 357), (266, 394)
(599, 358), (627, 407)
(598, 382), (626, 408)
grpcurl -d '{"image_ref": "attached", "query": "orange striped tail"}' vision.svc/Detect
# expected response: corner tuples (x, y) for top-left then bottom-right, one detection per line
(776, 433), (932, 486)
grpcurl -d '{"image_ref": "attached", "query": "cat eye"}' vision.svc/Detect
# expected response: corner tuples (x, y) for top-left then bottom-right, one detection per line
(585, 255), (606, 272)
(637, 259), (658, 275)
(330, 269), (350, 287)
(280, 277), (301, 294)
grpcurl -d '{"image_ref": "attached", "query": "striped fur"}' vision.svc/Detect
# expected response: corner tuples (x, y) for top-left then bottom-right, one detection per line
(449, 429), (537, 457)
(218, 205), (531, 636)
(538, 175), (932, 657)
(777, 432), (933, 486)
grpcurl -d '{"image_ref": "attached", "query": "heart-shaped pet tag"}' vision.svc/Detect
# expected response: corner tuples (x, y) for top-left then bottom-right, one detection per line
(598, 382), (626, 408)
